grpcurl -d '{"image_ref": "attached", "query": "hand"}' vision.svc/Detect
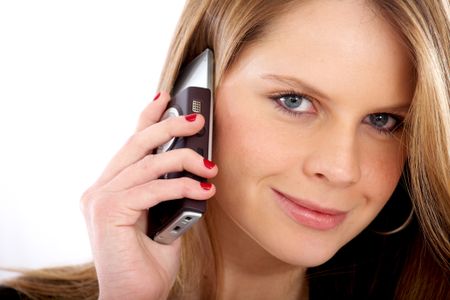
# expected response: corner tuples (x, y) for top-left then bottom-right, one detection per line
(80, 92), (218, 300)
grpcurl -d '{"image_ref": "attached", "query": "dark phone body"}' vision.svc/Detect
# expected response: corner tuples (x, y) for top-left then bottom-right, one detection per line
(147, 49), (214, 244)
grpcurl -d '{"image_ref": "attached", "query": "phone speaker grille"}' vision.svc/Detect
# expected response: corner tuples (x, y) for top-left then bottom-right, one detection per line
(192, 100), (201, 113)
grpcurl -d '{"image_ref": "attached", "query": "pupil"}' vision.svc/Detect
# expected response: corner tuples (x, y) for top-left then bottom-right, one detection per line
(284, 96), (301, 108)
(370, 114), (388, 127)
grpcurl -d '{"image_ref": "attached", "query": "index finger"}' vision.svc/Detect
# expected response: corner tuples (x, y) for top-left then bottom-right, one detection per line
(135, 91), (171, 132)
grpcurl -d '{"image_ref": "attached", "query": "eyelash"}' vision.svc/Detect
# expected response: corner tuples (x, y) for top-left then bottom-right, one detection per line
(269, 90), (404, 135)
(269, 89), (315, 117)
(368, 114), (404, 136)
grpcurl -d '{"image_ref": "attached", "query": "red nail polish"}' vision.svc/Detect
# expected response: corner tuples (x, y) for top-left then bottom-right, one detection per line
(185, 114), (197, 122)
(200, 182), (212, 190)
(203, 158), (216, 169)
(153, 92), (161, 101)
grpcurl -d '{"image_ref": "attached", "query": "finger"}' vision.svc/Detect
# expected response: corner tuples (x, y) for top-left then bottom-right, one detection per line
(105, 148), (218, 191)
(97, 114), (205, 186)
(102, 177), (216, 226)
(135, 91), (171, 132)
(125, 177), (215, 212)
(82, 177), (214, 225)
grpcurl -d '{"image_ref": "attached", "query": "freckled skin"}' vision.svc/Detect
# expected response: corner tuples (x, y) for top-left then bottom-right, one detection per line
(210, 0), (414, 270)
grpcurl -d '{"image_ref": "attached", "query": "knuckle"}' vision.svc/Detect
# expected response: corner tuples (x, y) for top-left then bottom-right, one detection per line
(80, 188), (113, 219)
(145, 180), (158, 192)
(168, 115), (188, 131)
(180, 177), (196, 195)
(138, 106), (153, 122)
(126, 132), (147, 151)
(160, 119), (176, 137)
(179, 147), (198, 157)
(136, 154), (156, 171)
(80, 187), (95, 215)
(172, 148), (199, 163)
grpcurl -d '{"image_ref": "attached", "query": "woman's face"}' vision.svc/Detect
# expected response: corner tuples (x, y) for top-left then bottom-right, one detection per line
(211, 0), (414, 267)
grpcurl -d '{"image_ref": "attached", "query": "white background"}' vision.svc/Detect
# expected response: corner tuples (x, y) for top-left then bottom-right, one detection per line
(0, 1), (185, 280)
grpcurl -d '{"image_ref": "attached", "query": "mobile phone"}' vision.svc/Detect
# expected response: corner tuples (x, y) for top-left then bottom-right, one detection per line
(147, 49), (214, 244)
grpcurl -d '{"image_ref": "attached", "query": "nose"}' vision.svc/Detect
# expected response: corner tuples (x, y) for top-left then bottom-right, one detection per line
(302, 125), (361, 188)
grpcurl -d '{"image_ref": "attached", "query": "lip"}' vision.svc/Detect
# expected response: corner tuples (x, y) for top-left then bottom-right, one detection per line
(272, 188), (347, 230)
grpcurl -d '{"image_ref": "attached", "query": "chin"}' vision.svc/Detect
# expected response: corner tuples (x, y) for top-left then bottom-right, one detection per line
(235, 218), (344, 268)
(267, 237), (343, 268)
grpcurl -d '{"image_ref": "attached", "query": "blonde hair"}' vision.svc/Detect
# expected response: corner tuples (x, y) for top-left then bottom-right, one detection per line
(3, 1), (449, 299)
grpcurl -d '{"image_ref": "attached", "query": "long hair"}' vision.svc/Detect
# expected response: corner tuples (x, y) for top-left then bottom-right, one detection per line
(3, 1), (449, 299)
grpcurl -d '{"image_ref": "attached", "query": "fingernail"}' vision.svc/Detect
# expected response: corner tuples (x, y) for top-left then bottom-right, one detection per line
(200, 182), (212, 190)
(185, 114), (197, 122)
(153, 92), (161, 101)
(203, 158), (216, 169)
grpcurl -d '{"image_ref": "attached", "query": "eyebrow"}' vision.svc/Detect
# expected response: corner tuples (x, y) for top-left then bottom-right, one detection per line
(260, 73), (331, 100)
(260, 73), (411, 114)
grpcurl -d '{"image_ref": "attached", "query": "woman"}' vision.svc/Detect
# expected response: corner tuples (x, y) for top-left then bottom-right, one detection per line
(2, 0), (449, 299)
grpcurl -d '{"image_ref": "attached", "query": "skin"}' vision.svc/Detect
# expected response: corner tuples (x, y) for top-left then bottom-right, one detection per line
(82, 1), (414, 299)
(82, 101), (218, 299)
(210, 0), (414, 299)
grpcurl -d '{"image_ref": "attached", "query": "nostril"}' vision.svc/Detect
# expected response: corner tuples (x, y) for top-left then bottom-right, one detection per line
(315, 173), (326, 179)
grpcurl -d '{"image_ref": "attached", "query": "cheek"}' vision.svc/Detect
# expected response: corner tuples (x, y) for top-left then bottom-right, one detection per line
(211, 84), (298, 233)
(213, 89), (285, 180)
(213, 107), (258, 178)
(359, 140), (405, 210)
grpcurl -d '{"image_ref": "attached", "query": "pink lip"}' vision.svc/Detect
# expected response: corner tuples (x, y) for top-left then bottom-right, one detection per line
(272, 189), (347, 230)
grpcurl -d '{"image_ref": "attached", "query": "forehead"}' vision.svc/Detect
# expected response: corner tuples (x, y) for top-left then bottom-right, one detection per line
(264, 0), (405, 60)
(227, 0), (414, 109)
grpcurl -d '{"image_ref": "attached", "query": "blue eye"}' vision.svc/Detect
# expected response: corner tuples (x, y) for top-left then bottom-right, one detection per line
(364, 113), (402, 134)
(271, 92), (314, 115)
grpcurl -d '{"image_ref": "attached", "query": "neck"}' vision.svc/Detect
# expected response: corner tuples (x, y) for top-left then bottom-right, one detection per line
(207, 199), (308, 300)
